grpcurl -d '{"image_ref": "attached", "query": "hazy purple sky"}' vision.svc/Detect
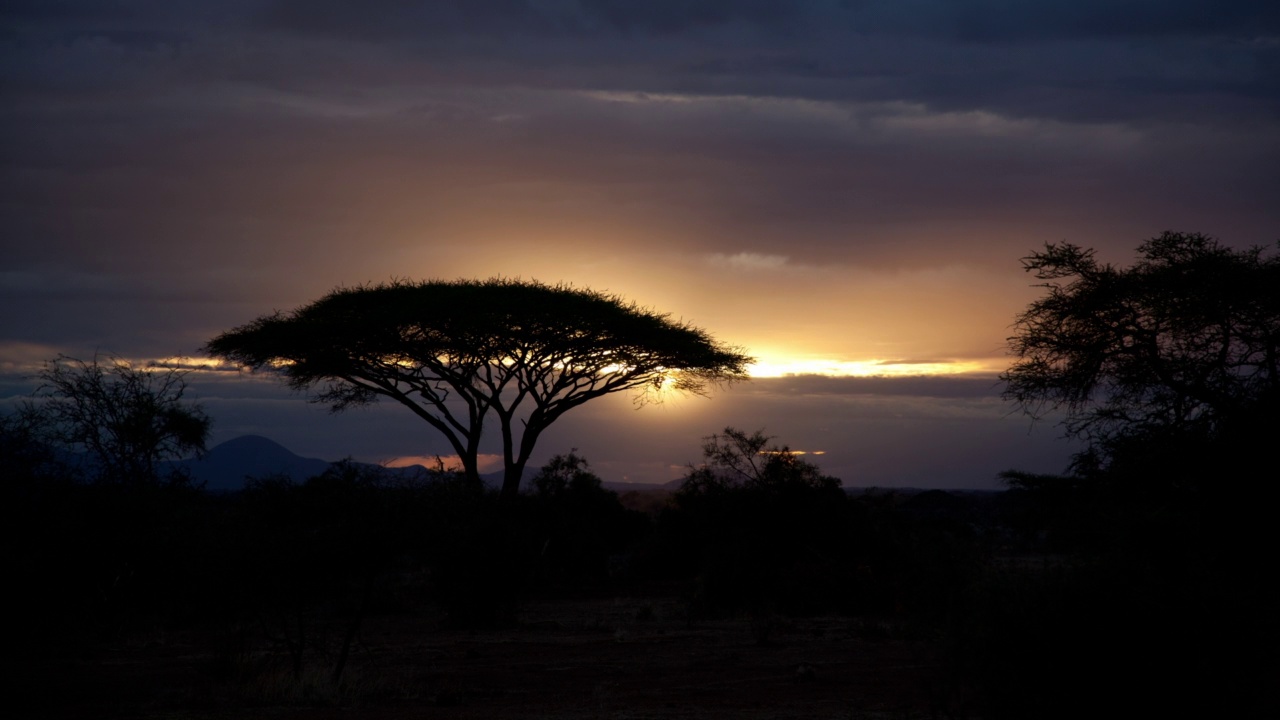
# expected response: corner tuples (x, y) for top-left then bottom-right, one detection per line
(3, 1), (1277, 486)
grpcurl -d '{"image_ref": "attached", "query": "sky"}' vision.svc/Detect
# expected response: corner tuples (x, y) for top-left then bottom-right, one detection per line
(2, 1), (1278, 488)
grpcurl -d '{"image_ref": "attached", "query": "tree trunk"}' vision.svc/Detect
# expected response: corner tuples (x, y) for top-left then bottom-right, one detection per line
(501, 462), (525, 499)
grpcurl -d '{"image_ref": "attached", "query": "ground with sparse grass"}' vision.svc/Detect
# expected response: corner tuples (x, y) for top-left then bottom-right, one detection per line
(23, 593), (955, 720)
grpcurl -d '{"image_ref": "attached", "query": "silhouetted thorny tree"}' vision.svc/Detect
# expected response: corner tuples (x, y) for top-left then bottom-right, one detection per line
(678, 427), (841, 498)
(1002, 231), (1280, 467)
(13, 355), (210, 484)
(205, 278), (752, 497)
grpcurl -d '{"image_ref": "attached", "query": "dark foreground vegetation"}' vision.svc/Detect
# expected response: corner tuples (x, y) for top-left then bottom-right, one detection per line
(5, 426), (1277, 719)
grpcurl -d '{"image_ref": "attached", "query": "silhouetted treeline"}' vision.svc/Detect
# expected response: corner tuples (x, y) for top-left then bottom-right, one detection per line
(954, 416), (1280, 719)
(6, 427), (1276, 717)
(7, 442), (987, 640)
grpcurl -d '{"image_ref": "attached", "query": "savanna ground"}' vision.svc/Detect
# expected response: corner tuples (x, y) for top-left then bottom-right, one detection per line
(27, 592), (950, 720)
(11, 472), (1279, 720)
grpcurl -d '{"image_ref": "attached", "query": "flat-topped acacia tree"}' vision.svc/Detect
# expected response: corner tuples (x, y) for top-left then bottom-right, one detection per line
(204, 278), (752, 497)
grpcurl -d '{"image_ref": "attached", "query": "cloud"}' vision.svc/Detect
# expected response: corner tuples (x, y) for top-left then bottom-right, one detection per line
(742, 375), (1001, 398)
(0, 341), (63, 375)
(705, 252), (792, 272)
(243, 1), (1280, 47)
(9, 0), (1275, 128)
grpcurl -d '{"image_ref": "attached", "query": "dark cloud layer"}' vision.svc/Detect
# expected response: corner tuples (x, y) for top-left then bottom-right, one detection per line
(7, 2), (1277, 121)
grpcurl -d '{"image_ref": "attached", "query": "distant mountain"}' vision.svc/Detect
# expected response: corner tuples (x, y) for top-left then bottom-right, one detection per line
(172, 435), (333, 491)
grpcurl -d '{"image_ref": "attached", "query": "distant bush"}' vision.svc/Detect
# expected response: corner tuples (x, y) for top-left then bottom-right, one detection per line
(644, 428), (983, 619)
(525, 451), (650, 586)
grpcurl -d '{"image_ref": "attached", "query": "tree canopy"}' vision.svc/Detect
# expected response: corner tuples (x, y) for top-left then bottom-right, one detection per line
(204, 278), (752, 496)
(1001, 231), (1280, 467)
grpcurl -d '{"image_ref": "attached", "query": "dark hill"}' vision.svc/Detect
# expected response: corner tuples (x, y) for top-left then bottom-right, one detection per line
(172, 435), (332, 490)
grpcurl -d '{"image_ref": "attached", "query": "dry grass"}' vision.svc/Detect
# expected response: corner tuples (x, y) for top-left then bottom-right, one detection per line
(29, 594), (957, 720)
